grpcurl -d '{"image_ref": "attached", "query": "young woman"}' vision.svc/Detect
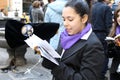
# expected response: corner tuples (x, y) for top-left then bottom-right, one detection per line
(42, 0), (105, 80)
(108, 7), (120, 80)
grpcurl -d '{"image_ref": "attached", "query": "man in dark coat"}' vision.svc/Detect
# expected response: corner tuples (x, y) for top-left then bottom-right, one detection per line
(91, 0), (113, 79)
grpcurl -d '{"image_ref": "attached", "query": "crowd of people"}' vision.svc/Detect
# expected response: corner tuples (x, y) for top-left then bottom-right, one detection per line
(1, 0), (120, 80)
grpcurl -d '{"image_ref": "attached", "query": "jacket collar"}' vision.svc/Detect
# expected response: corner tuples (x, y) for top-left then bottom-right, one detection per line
(57, 26), (92, 61)
(81, 27), (92, 40)
(58, 39), (86, 61)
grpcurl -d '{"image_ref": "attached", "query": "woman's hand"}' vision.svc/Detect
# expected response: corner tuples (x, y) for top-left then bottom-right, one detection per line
(34, 46), (41, 54)
(114, 38), (120, 46)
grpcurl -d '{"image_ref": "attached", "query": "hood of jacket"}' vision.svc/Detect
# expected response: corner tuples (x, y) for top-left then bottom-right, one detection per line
(48, 0), (68, 14)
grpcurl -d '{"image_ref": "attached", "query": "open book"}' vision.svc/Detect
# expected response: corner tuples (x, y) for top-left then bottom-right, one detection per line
(24, 34), (61, 65)
(105, 34), (120, 41)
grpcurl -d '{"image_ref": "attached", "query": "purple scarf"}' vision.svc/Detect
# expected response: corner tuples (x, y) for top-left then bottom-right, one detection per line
(116, 25), (120, 35)
(60, 23), (91, 50)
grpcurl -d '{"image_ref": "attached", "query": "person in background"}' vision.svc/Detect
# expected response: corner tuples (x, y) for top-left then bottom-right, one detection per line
(91, 0), (113, 79)
(117, 1), (120, 7)
(31, 0), (44, 23)
(112, 1), (120, 22)
(108, 6), (120, 80)
(44, 0), (68, 50)
(39, 0), (44, 13)
(41, 0), (105, 80)
(29, 1), (33, 22)
(43, 0), (55, 13)
(86, 0), (94, 9)
(1, 9), (8, 17)
(86, 0), (97, 23)
(0, 9), (2, 17)
(107, 0), (114, 8)
(20, 12), (30, 23)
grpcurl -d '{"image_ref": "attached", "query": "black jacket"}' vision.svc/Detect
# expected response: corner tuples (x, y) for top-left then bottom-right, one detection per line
(91, 2), (112, 35)
(42, 32), (105, 80)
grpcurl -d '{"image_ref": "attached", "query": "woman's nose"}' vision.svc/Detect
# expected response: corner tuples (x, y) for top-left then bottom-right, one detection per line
(64, 20), (68, 27)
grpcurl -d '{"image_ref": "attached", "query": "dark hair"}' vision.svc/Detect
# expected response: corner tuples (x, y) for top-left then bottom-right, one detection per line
(108, 7), (120, 37)
(32, 1), (40, 8)
(48, 0), (51, 3)
(97, 0), (104, 2)
(65, 0), (89, 17)
(86, 0), (91, 8)
(48, 0), (55, 3)
(114, 7), (120, 27)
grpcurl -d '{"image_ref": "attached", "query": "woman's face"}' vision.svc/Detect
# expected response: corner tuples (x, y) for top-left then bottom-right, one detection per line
(117, 11), (120, 25)
(62, 7), (87, 35)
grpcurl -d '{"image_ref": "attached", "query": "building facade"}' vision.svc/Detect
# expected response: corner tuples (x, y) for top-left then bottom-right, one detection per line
(0, 0), (22, 18)
(0, 0), (48, 18)
(0, 0), (8, 9)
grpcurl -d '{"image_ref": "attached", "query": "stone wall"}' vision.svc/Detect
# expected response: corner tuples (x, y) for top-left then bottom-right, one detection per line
(0, 28), (9, 48)
(0, 0), (8, 9)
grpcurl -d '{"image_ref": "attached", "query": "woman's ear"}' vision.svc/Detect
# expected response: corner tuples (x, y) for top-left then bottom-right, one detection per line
(81, 14), (88, 24)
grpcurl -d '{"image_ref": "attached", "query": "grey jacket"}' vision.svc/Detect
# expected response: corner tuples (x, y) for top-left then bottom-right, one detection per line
(32, 8), (44, 23)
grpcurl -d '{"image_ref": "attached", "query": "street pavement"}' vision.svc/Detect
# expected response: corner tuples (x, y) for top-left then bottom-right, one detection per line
(0, 47), (52, 80)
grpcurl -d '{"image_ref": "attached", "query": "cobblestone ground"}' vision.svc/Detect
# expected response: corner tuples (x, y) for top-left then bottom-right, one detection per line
(0, 48), (52, 80)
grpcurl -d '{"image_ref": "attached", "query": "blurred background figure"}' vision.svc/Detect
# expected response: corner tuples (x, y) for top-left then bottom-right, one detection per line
(20, 12), (30, 23)
(107, 0), (114, 8)
(39, 0), (44, 12)
(14, 9), (19, 17)
(31, 0), (44, 23)
(0, 9), (2, 17)
(0, 9), (8, 17)
(117, 1), (120, 7)
(91, 0), (113, 80)
(44, 0), (68, 50)
(43, 0), (55, 13)
(29, 1), (34, 23)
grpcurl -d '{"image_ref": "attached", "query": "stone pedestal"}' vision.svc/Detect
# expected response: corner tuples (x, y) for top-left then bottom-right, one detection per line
(0, 29), (10, 48)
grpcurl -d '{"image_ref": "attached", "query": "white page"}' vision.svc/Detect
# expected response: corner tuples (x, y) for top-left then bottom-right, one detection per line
(25, 34), (44, 49)
(105, 37), (114, 41)
(39, 47), (59, 65)
(40, 40), (61, 58)
(24, 34), (60, 65)
(105, 34), (120, 41)
(117, 64), (120, 73)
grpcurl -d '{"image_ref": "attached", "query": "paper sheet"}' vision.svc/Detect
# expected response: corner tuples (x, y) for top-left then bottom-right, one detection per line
(105, 34), (120, 41)
(25, 34), (61, 65)
(105, 37), (115, 41)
